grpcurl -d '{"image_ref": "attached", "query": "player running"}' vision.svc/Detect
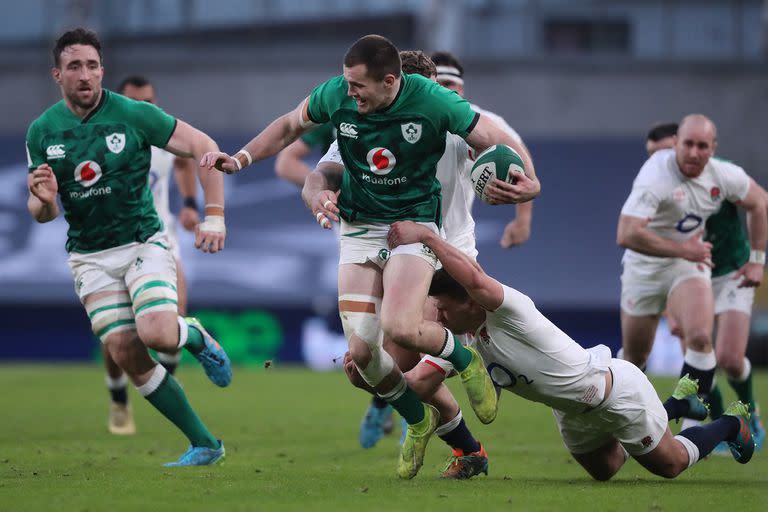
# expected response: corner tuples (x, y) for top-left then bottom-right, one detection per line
(26, 28), (231, 466)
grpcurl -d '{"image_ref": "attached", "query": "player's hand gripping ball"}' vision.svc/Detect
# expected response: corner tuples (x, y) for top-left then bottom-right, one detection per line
(470, 144), (526, 204)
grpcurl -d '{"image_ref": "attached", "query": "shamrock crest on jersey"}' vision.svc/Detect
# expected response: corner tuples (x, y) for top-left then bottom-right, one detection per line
(401, 122), (422, 144)
(106, 132), (126, 154)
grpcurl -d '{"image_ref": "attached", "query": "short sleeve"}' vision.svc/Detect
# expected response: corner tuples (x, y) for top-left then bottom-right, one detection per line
(307, 76), (346, 125)
(126, 100), (177, 148)
(422, 79), (478, 138)
(621, 188), (660, 219)
(318, 140), (343, 166)
(490, 285), (542, 334)
(719, 162), (750, 202)
(25, 122), (45, 172)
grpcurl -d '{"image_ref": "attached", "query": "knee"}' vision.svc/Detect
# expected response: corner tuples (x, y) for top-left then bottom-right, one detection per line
(588, 469), (617, 482)
(716, 352), (743, 378)
(105, 332), (141, 372)
(381, 318), (418, 350)
(135, 312), (178, 350)
(684, 330), (711, 351)
(652, 461), (684, 479)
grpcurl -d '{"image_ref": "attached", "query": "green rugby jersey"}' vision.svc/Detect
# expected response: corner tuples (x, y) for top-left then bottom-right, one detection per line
(705, 200), (749, 278)
(308, 73), (478, 225)
(26, 90), (176, 253)
(300, 121), (336, 154)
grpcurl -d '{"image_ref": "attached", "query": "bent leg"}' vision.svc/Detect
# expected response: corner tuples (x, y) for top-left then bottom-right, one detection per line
(571, 440), (628, 481)
(620, 310), (659, 370)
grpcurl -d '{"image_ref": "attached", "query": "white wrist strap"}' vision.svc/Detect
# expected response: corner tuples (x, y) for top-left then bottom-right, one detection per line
(235, 149), (253, 166)
(749, 249), (765, 265)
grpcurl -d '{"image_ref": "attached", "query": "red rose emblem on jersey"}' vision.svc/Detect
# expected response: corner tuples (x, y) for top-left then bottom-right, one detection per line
(710, 187), (721, 200)
(641, 435), (653, 448)
(74, 160), (103, 187)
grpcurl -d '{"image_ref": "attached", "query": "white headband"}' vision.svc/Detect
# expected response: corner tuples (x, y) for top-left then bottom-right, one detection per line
(435, 65), (464, 85)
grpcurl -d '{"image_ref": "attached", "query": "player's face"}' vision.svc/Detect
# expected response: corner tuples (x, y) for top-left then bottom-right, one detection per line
(53, 44), (103, 110)
(645, 136), (675, 156)
(121, 84), (156, 104)
(343, 64), (397, 114)
(432, 295), (485, 335)
(437, 79), (464, 97)
(674, 124), (716, 178)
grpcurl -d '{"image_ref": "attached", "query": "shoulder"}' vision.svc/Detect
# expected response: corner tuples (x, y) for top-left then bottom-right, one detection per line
(633, 149), (675, 188)
(709, 156), (746, 176)
(471, 104), (521, 143)
(27, 101), (65, 136)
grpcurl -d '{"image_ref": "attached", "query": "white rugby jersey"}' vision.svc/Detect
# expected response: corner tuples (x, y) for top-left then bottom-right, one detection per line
(470, 285), (608, 414)
(149, 146), (176, 226)
(620, 149), (750, 264)
(319, 137), (477, 256)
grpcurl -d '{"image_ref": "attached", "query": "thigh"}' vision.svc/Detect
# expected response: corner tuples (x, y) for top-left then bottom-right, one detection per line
(620, 261), (668, 316)
(83, 288), (135, 343)
(126, 236), (179, 319)
(380, 254), (434, 327)
(667, 276), (713, 342)
(632, 427), (688, 478)
(620, 310), (660, 365)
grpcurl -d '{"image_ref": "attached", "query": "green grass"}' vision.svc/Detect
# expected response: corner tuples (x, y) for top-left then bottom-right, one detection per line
(0, 365), (766, 511)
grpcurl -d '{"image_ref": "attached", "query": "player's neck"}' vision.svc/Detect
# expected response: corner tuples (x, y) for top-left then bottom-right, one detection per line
(64, 89), (103, 120)
(376, 77), (402, 112)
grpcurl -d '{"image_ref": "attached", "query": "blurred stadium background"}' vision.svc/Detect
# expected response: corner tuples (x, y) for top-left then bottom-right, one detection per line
(1, 0), (767, 371)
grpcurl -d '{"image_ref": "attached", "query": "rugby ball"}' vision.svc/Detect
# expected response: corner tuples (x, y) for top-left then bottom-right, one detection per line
(470, 144), (525, 204)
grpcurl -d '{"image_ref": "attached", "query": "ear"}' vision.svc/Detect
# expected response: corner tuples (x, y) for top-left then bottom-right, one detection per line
(383, 73), (397, 88)
(51, 67), (61, 84)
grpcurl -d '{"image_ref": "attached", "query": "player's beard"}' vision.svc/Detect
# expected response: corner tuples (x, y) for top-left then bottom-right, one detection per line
(68, 86), (101, 111)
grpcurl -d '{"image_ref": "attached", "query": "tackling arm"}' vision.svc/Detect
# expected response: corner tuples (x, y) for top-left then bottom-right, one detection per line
(387, 221), (504, 310)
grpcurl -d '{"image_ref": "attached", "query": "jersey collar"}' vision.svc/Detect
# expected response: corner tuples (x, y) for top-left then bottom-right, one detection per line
(378, 74), (406, 114)
(80, 89), (108, 124)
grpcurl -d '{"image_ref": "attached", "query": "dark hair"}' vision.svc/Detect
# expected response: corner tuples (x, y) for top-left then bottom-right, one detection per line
(53, 28), (102, 68)
(117, 75), (151, 94)
(399, 50), (436, 78)
(646, 122), (678, 142)
(343, 35), (401, 81)
(428, 269), (470, 301)
(430, 51), (464, 76)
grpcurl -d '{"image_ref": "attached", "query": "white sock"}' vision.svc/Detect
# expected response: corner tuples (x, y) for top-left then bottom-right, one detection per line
(136, 365), (167, 397)
(177, 316), (188, 349)
(435, 410), (463, 437)
(437, 328), (455, 359)
(732, 357), (752, 383)
(674, 434), (700, 468)
(684, 349), (716, 371)
(105, 374), (128, 389)
(378, 376), (407, 402)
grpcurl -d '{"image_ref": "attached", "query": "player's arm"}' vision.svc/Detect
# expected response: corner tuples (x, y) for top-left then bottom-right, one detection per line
(387, 221), (504, 310)
(302, 161), (343, 230)
(616, 214), (712, 263)
(735, 178), (767, 287)
(173, 156), (199, 232)
(201, 98), (317, 174)
(465, 114), (539, 203)
(275, 138), (313, 187)
(164, 120), (226, 253)
(27, 164), (59, 223)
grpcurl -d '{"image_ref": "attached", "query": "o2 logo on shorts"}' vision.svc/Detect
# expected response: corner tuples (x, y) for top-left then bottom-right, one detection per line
(487, 362), (534, 390)
(366, 147), (396, 175)
(675, 213), (703, 233)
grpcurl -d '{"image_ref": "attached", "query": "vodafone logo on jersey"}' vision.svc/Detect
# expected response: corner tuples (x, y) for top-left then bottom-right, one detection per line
(74, 160), (103, 187)
(366, 147), (396, 175)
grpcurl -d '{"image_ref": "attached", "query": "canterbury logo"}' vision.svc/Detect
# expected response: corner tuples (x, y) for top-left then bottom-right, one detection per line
(339, 123), (358, 139)
(46, 144), (65, 159)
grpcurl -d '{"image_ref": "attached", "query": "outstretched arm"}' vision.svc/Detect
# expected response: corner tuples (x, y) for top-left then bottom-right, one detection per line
(200, 98), (316, 174)
(387, 221), (504, 310)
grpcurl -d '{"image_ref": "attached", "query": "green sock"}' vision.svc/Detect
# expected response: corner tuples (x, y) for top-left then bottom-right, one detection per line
(184, 322), (205, 354)
(729, 372), (755, 412)
(381, 381), (425, 425)
(707, 383), (725, 419)
(145, 372), (218, 448)
(438, 329), (472, 372)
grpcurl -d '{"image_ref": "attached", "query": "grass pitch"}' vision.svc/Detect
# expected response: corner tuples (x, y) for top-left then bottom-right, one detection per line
(0, 365), (766, 511)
